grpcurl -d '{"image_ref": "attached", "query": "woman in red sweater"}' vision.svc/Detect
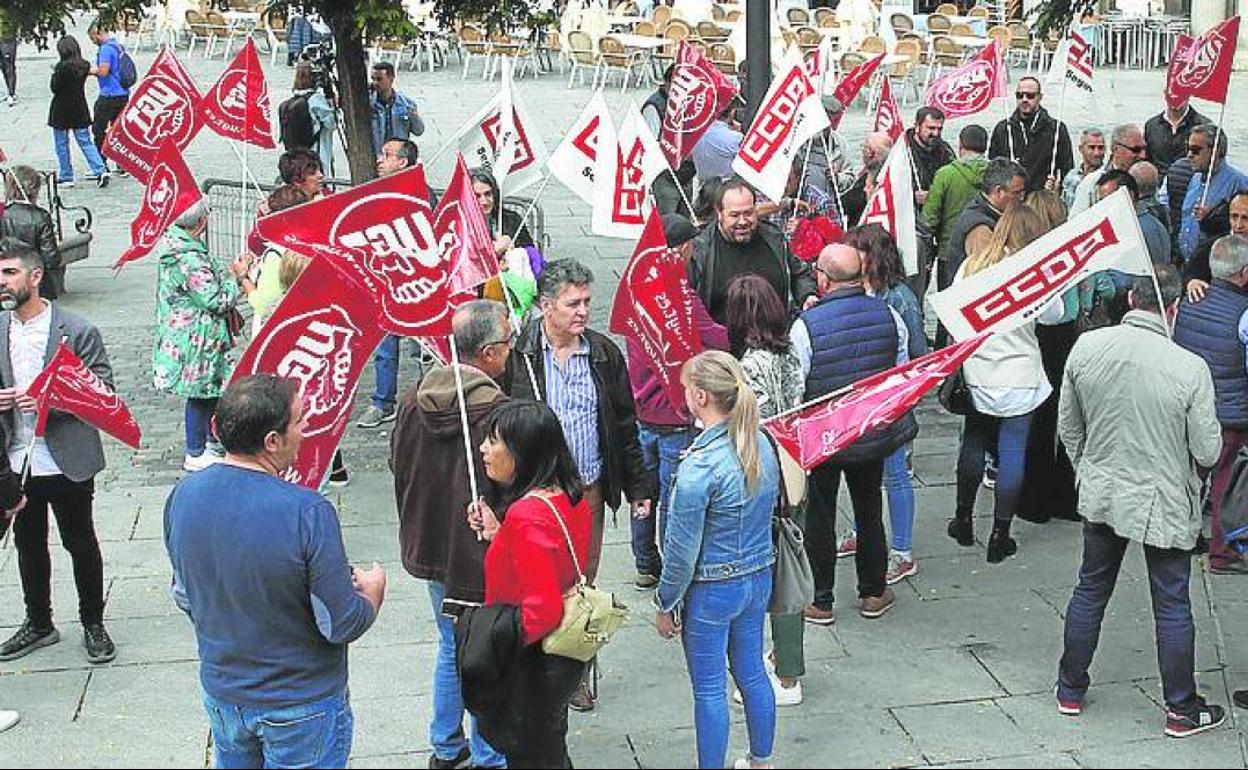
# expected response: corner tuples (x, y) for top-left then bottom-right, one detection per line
(467, 400), (590, 769)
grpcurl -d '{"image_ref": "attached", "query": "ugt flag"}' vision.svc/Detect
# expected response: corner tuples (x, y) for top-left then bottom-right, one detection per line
(28, 342), (142, 449)
(116, 139), (202, 268)
(764, 335), (988, 470)
(199, 38), (275, 149)
(874, 78), (904, 141)
(929, 189), (1153, 341)
(659, 40), (739, 168)
(254, 165), (453, 336)
(859, 142), (918, 275)
(1165, 17), (1240, 106)
(434, 154), (500, 304)
(924, 40), (1006, 119)
(548, 89), (610, 206)
(829, 52), (884, 128)
(609, 210), (703, 410)
(103, 47), (203, 182)
(732, 47), (829, 204)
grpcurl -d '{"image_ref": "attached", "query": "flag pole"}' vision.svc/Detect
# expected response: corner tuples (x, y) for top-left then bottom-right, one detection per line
(770, 380), (856, 421)
(1049, 71), (1068, 184)
(511, 172), (553, 243)
(821, 132), (847, 226)
(668, 166), (698, 223)
(449, 337), (484, 541)
(1198, 101), (1228, 210)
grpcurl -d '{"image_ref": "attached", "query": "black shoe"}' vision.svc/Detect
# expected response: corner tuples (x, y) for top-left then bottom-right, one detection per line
(1165, 700), (1226, 738)
(0, 621), (60, 661)
(96, 172), (110, 189)
(83, 623), (116, 664)
(1233, 690), (1248, 710)
(428, 745), (471, 769)
(947, 516), (974, 547)
(986, 530), (1018, 563)
(327, 467), (350, 488)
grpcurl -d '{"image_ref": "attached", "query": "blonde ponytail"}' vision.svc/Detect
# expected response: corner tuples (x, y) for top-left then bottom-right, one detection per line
(682, 351), (763, 493)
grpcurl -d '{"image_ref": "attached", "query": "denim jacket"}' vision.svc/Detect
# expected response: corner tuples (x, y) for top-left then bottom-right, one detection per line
(369, 90), (425, 154)
(655, 423), (779, 613)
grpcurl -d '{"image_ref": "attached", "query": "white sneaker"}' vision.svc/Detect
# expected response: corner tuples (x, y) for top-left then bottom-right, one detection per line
(59, 179), (75, 188)
(4, 96), (15, 107)
(0, 709), (18, 732)
(182, 453), (222, 472)
(733, 757), (774, 769)
(732, 669), (802, 707)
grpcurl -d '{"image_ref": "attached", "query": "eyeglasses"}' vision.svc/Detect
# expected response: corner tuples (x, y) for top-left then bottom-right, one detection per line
(1187, 144), (1208, 155)
(1115, 142), (1147, 154)
(1015, 91), (1040, 100)
(479, 331), (518, 353)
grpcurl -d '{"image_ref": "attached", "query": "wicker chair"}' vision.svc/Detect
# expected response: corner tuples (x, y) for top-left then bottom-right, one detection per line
(967, 6), (991, 19)
(927, 13), (953, 33)
(566, 29), (598, 88)
(858, 35), (887, 55)
(634, 20), (657, 37)
(815, 8), (838, 27)
(459, 25), (493, 79)
(652, 5), (672, 25)
(696, 21), (728, 43)
(709, 43), (736, 76)
(935, 3), (959, 15)
(786, 7), (811, 25)
(891, 13), (915, 38)
(949, 22), (975, 37)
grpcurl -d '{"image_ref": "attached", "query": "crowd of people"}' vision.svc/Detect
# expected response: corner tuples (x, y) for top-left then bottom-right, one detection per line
(2, 15), (1248, 769)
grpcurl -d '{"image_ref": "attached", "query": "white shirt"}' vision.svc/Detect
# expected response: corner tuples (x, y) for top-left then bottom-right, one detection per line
(7, 301), (60, 476)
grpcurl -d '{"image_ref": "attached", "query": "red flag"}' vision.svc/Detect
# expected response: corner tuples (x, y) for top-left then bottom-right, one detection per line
(103, 48), (203, 182)
(1166, 17), (1239, 106)
(925, 40), (1006, 118)
(829, 53), (885, 128)
(434, 154), (501, 304)
(254, 165), (453, 336)
(874, 79), (904, 141)
(609, 211), (703, 410)
(115, 140), (202, 268)
(28, 342), (142, 449)
(659, 41), (740, 168)
(764, 335), (988, 470)
(231, 257), (388, 488)
(199, 38), (275, 149)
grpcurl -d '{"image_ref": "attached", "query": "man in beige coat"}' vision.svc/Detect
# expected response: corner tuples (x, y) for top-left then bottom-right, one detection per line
(1055, 264), (1225, 738)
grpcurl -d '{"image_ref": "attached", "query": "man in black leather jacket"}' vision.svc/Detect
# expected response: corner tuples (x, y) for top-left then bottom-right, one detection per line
(1, 167), (59, 300)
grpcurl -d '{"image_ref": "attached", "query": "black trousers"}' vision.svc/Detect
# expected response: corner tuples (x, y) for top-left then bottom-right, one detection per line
(13, 475), (104, 627)
(92, 95), (129, 155)
(806, 460), (887, 608)
(0, 39), (16, 97)
(479, 644), (585, 769)
(1019, 322), (1079, 521)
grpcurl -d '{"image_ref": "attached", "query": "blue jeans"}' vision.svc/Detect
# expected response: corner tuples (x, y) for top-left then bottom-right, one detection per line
(681, 569), (775, 769)
(883, 443), (915, 553)
(635, 424), (693, 576)
(53, 127), (107, 182)
(185, 397), (219, 456)
(203, 689), (353, 769)
(955, 411), (1033, 524)
(1058, 521), (1197, 711)
(371, 335), (400, 412)
(426, 582), (505, 767)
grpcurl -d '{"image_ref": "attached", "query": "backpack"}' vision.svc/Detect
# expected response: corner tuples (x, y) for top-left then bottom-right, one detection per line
(278, 94), (316, 151)
(108, 41), (137, 90)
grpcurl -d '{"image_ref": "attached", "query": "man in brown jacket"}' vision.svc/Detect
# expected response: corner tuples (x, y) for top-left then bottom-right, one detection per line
(391, 299), (511, 769)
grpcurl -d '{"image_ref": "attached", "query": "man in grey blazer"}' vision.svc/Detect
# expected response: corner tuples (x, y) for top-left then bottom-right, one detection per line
(0, 237), (116, 664)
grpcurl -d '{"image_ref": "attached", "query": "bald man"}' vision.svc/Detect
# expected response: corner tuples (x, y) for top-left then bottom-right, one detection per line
(841, 133), (895, 224)
(790, 243), (915, 624)
(1130, 161), (1170, 231)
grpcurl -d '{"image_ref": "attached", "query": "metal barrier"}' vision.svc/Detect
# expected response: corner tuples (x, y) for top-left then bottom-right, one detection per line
(201, 176), (551, 265)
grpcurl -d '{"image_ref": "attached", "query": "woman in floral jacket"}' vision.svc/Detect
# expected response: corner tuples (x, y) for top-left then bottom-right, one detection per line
(152, 201), (244, 472)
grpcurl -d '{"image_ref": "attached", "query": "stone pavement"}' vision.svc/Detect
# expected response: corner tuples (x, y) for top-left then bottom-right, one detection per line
(3, 17), (1248, 768)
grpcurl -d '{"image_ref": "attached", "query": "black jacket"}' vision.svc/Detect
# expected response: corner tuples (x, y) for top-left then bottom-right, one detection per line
(48, 59), (93, 130)
(989, 107), (1074, 192)
(688, 221), (817, 323)
(1145, 106), (1208, 176)
(1167, 158), (1198, 246)
(455, 603), (525, 718)
(0, 203), (59, 299)
(503, 318), (655, 511)
(906, 128), (955, 192)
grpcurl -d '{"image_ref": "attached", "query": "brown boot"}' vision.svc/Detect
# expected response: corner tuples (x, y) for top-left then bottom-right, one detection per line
(569, 658), (598, 712)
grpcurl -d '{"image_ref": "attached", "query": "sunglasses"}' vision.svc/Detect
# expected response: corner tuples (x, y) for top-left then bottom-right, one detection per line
(1115, 142), (1147, 154)
(1015, 91), (1040, 100)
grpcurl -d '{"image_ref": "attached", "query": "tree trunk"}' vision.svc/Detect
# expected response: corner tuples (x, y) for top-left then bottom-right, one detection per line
(328, 10), (376, 185)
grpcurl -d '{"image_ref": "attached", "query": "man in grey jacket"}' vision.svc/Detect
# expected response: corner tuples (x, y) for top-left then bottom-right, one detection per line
(1056, 264), (1225, 738)
(0, 237), (116, 665)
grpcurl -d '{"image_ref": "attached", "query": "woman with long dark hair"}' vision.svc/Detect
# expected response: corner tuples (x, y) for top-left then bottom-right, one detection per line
(467, 400), (589, 769)
(48, 35), (109, 188)
(843, 224), (925, 583)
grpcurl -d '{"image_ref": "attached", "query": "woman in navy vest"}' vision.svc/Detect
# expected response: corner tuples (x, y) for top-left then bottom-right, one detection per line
(947, 207), (1066, 563)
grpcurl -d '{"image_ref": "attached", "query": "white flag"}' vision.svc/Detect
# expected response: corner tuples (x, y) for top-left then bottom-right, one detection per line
(454, 66), (548, 197)
(732, 47), (830, 203)
(859, 142), (919, 276)
(1045, 30), (1094, 103)
(548, 90), (610, 206)
(930, 189), (1153, 341)
(494, 58), (519, 185)
(592, 103), (668, 240)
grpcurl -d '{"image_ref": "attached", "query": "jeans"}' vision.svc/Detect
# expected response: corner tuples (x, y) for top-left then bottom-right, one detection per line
(883, 444), (915, 553)
(635, 424), (693, 576)
(806, 460), (887, 609)
(426, 582), (504, 767)
(956, 411), (1033, 524)
(681, 569), (775, 769)
(14, 476), (103, 627)
(185, 397), (219, 457)
(53, 128), (108, 182)
(1208, 428), (1248, 566)
(1058, 521), (1198, 711)
(92, 95), (128, 155)
(203, 689), (353, 768)
(370, 334), (400, 412)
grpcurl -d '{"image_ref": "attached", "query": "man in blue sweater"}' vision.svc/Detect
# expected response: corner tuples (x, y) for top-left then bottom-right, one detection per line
(164, 374), (385, 767)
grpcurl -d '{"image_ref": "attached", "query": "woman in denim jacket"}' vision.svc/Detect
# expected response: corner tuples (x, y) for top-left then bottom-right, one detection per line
(655, 351), (780, 770)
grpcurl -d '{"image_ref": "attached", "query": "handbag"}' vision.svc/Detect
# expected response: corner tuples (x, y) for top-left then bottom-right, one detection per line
(763, 434), (815, 615)
(532, 494), (629, 662)
(938, 367), (974, 416)
(1219, 446), (1248, 546)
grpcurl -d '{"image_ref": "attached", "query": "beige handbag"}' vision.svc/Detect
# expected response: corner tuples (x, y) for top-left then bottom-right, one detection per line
(531, 494), (629, 662)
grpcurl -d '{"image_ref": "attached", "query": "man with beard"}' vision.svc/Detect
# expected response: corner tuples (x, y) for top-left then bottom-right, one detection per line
(688, 178), (819, 324)
(906, 107), (955, 204)
(0, 238), (118, 665)
(989, 76), (1073, 193)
